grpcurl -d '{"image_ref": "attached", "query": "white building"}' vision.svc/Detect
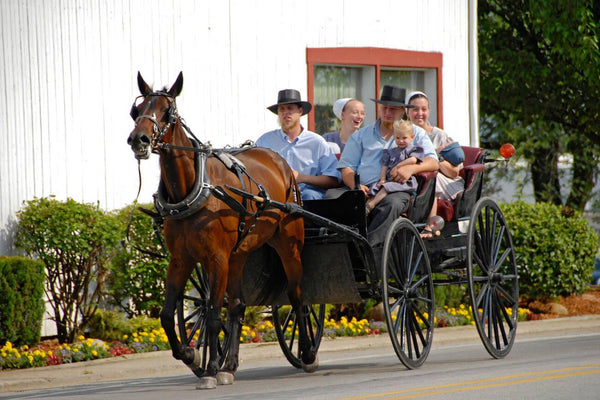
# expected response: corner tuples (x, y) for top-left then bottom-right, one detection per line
(0, 0), (479, 255)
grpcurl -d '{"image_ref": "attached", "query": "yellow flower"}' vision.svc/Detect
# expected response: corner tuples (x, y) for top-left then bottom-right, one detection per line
(78, 335), (85, 341)
(92, 350), (98, 357)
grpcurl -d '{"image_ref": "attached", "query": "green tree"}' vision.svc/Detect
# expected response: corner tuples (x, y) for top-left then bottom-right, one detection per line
(108, 204), (169, 318)
(15, 197), (124, 343)
(479, 0), (600, 210)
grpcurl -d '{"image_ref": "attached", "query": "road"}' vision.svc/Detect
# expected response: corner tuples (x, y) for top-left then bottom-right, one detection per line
(2, 326), (599, 400)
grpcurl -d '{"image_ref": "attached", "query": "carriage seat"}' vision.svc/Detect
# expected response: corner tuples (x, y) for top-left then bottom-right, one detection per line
(406, 170), (438, 224)
(436, 146), (487, 222)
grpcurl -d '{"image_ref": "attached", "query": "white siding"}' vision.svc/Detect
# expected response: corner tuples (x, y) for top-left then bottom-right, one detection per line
(0, 0), (472, 254)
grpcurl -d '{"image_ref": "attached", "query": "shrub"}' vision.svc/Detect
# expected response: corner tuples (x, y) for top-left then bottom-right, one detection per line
(0, 256), (46, 347)
(15, 197), (124, 343)
(433, 282), (468, 308)
(501, 201), (598, 301)
(86, 309), (163, 342)
(108, 204), (169, 318)
(86, 309), (133, 342)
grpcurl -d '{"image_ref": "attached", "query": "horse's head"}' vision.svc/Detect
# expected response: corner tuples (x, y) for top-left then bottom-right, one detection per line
(127, 71), (184, 160)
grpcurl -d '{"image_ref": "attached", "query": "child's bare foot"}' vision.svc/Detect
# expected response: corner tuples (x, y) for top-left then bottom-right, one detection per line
(420, 225), (441, 239)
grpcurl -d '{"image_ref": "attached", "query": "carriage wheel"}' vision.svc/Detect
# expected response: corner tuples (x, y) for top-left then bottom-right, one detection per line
(382, 218), (434, 369)
(175, 264), (232, 378)
(272, 304), (326, 369)
(466, 197), (519, 359)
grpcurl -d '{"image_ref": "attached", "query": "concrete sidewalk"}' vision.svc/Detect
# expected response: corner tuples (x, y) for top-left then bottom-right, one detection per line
(2, 315), (600, 393)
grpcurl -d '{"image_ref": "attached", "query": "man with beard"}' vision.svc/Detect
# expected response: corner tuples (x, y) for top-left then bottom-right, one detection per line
(336, 85), (439, 247)
(256, 89), (340, 200)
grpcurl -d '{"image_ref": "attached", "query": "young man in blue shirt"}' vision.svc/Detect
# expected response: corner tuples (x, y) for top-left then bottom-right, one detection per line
(256, 89), (340, 200)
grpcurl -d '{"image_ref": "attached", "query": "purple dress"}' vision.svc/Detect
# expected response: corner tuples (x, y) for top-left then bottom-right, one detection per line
(323, 131), (345, 153)
(369, 144), (424, 196)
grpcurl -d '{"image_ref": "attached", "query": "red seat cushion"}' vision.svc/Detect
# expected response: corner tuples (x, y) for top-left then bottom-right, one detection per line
(436, 199), (454, 221)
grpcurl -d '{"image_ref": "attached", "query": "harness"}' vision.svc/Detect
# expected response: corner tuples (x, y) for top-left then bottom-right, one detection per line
(130, 92), (272, 253)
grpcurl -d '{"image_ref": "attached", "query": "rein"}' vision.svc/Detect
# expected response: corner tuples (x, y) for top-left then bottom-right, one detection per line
(131, 91), (272, 253)
(122, 159), (169, 259)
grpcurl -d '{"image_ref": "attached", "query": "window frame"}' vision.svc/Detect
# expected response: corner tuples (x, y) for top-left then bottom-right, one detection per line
(306, 47), (444, 132)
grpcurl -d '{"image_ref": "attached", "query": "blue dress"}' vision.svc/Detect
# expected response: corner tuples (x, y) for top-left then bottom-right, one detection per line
(368, 144), (424, 196)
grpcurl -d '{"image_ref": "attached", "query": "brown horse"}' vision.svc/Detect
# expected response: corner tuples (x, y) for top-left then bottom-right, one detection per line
(127, 72), (317, 389)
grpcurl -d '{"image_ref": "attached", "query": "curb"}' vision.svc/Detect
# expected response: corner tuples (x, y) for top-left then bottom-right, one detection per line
(2, 315), (600, 393)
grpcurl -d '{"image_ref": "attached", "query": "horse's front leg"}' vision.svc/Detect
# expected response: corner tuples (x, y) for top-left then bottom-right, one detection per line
(160, 262), (200, 374)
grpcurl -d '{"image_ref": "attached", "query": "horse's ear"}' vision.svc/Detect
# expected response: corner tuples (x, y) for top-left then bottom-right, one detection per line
(137, 71), (152, 96)
(168, 72), (184, 98)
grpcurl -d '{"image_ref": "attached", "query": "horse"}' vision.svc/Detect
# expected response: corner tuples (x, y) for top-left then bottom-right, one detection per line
(127, 72), (317, 389)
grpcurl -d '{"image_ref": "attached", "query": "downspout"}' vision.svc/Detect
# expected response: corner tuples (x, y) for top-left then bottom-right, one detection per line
(468, 0), (479, 146)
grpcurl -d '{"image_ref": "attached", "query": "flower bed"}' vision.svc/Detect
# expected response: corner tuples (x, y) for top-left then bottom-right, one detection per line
(1, 307), (529, 370)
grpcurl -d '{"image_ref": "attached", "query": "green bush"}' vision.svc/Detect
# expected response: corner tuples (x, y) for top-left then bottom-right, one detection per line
(108, 204), (169, 318)
(501, 201), (598, 301)
(15, 197), (124, 343)
(0, 256), (46, 347)
(86, 309), (133, 341)
(86, 309), (163, 341)
(433, 283), (468, 308)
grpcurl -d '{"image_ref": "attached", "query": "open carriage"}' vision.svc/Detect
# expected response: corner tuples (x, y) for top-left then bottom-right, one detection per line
(127, 72), (517, 388)
(177, 144), (519, 371)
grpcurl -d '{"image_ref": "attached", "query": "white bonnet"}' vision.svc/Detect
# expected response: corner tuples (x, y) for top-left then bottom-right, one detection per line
(333, 98), (353, 120)
(405, 90), (428, 105)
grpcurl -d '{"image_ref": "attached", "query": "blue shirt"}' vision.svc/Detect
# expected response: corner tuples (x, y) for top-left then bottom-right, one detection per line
(256, 128), (340, 199)
(337, 120), (437, 186)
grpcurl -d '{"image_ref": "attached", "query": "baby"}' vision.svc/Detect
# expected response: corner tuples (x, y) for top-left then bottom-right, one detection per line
(366, 120), (424, 214)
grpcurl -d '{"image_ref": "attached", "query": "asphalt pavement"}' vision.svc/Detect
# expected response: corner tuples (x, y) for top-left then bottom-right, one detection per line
(1, 315), (600, 394)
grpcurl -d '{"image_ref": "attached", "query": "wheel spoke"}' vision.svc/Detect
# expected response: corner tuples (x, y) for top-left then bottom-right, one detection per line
(496, 283), (517, 307)
(493, 245), (511, 273)
(383, 218), (433, 369)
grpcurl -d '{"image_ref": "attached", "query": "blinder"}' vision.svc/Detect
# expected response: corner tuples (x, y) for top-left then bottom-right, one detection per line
(130, 103), (139, 121)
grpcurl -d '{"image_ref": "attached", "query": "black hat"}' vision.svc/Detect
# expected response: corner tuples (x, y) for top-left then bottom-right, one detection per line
(371, 85), (414, 108)
(267, 89), (313, 115)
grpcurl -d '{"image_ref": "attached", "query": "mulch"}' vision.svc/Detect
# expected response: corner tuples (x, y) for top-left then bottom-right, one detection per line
(523, 286), (600, 320)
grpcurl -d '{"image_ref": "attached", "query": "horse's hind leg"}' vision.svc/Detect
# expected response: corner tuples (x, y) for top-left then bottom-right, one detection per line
(269, 221), (317, 372)
(217, 256), (248, 385)
(197, 257), (229, 390)
(216, 297), (244, 385)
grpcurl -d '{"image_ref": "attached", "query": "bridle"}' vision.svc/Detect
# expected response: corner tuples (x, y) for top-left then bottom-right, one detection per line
(128, 90), (270, 253)
(130, 91), (210, 154)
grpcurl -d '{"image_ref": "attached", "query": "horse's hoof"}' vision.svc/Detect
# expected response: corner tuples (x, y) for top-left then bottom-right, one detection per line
(184, 348), (201, 370)
(196, 376), (217, 390)
(216, 371), (234, 385)
(301, 354), (319, 373)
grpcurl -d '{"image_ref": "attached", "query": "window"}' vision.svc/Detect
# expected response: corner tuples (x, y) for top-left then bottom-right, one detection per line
(306, 47), (443, 134)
